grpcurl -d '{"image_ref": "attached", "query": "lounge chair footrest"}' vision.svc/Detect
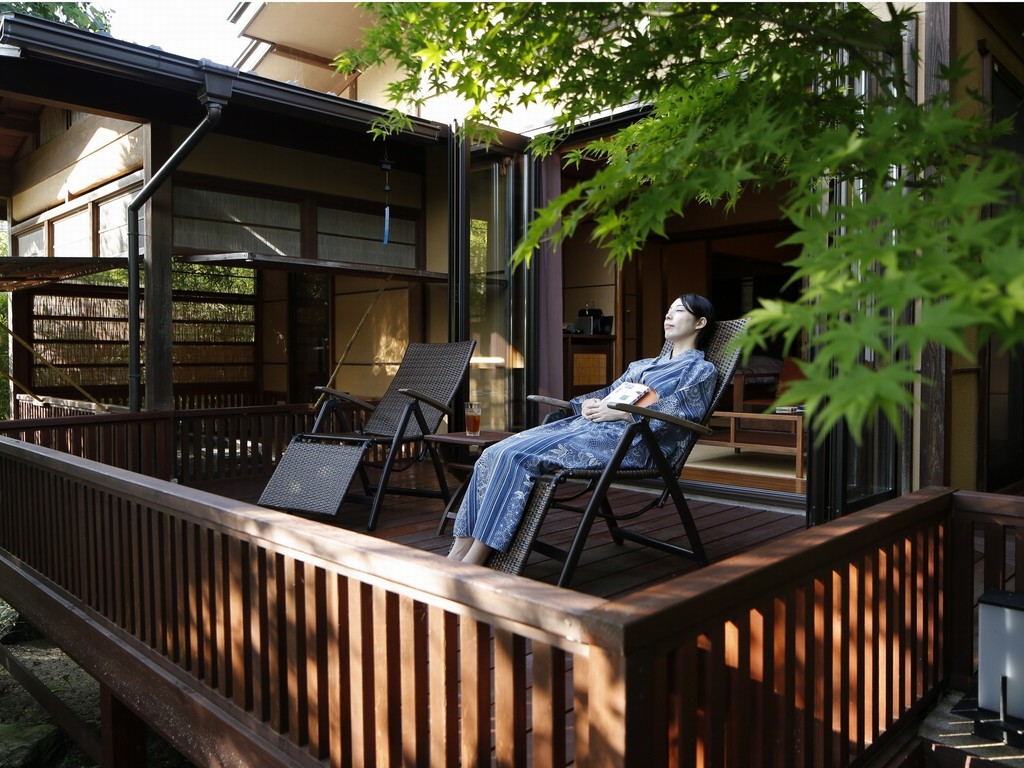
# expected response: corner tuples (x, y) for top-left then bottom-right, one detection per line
(259, 437), (369, 517)
(487, 478), (560, 575)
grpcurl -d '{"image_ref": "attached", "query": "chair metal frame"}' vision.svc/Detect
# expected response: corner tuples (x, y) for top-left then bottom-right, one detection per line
(487, 319), (747, 587)
(259, 340), (476, 530)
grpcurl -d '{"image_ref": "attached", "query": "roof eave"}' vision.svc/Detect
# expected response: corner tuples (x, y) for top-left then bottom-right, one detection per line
(0, 12), (445, 144)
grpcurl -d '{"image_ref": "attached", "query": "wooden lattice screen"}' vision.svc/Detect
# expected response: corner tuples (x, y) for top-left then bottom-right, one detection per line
(27, 285), (257, 405)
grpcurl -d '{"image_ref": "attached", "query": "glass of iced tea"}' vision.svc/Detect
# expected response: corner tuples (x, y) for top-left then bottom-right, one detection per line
(465, 402), (482, 437)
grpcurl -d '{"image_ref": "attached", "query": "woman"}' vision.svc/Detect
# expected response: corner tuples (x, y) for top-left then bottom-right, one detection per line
(448, 293), (718, 565)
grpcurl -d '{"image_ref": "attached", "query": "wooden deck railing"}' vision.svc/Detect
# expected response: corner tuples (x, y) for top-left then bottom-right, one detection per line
(14, 391), (262, 419)
(947, 490), (1024, 692)
(0, 435), (966, 767)
(0, 410), (175, 479)
(173, 404), (315, 486)
(1, 400), (393, 489)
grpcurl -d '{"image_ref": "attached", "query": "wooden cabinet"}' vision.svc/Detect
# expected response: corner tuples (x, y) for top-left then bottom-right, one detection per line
(563, 334), (616, 398)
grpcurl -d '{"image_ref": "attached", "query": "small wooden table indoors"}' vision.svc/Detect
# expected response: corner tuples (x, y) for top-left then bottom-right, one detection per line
(701, 410), (805, 479)
(424, 430), (514, 535)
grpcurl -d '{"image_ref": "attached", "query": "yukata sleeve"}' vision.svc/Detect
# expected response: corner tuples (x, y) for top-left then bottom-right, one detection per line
(644, 361), (718, 441)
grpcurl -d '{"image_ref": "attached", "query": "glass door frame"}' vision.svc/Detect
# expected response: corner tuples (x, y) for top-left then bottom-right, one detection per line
(450, 130), (533, 433)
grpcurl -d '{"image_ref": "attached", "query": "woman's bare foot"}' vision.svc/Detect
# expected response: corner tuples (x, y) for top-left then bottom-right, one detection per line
(447, 536), (474, 560)
(461, 539), (493, 566)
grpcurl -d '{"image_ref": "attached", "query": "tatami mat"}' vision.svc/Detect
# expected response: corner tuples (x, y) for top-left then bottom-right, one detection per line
(687, 444), (798, 478)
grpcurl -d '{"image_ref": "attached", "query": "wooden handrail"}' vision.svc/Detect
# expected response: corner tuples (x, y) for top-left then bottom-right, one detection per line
(0, 400), (394, 502)
(585, 487), (953, 649)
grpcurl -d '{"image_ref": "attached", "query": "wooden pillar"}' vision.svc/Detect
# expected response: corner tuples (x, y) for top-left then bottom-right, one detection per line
(9, 290), (32, 416)
(919, 4), (952, 487)
(535, 154), (564, 400)
(142, 122), (175, 412)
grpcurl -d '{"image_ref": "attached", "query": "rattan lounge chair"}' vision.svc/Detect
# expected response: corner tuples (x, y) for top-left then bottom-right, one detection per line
(487, 319), (747, 587)
(259, 340), (476, 530)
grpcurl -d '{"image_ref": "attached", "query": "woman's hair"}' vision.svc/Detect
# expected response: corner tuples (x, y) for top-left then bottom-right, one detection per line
(678, 293), (716, 350)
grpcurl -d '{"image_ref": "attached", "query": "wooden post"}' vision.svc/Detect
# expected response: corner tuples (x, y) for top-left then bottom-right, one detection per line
(586, 643), (662, 768)
(101, 685), (147, 768)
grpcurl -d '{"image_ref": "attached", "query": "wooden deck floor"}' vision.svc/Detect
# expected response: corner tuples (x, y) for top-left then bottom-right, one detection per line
(209, 462), (806, 600)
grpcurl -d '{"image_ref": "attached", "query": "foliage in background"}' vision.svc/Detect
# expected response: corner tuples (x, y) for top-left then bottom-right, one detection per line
(338, 2), (1024, 440)
(72, 264), (255, 296)
(0, 2), (111, 32)
(0, 598), (16, 641)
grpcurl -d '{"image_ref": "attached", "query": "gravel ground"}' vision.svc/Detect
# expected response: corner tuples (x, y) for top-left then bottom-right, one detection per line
(0, 605), (192, 768)
(0, 633), (99, 768)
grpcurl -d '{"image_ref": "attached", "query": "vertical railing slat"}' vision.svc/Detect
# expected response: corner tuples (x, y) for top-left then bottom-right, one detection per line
(326, 571), (351, 768)
(213, 531), (228, 697)
(725, 619), (745, 766)
(856, 555), (870, 757)
(160, 511), (175, 659)
(398, 595), (428, 768)
(372, 586), (400, 767)
(227, 537), (245, 708)
(531, 642), (567, 768)
(284, 556), (305, 747)
(1016, 527), (1024, 594)
(305, 563), (325, 757)
(251, 546), (269, 722)
(495, 628), (528, 767)
(268, 552), (287, 735)
(114, 495), (128, 631)
(746, 606), (766, 768)
(830, 568), (845, 767)
(428, 605), (458, 767)
(984, 521), (1005, 590)
(460, 617), (492, 767)
(349, 580), (372, 764)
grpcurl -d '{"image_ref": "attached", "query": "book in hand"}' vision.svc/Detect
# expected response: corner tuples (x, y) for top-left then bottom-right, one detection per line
(774, 405), (804, 414)
(602, 382), (659, 408)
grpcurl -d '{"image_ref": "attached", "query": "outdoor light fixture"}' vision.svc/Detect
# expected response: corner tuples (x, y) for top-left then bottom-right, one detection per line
(975, 589), (1024, 745)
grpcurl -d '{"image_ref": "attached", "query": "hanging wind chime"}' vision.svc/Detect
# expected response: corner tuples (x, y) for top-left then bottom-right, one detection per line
(381, 149), (392, 245)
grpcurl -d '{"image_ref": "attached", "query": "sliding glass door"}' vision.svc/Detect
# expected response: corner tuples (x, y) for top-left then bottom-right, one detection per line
(467, 153), (529, 432)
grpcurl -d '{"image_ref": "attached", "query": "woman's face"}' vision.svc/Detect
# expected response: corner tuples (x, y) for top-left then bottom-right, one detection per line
(663, 299), (706, 344)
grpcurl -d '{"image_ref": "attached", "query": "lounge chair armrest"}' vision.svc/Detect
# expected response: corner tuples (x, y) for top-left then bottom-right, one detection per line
(315, 386), (376, 412)
(527, 394), (572, 411)
(528, 394), (574, 425)
(608, 402), (714, 435)
(397, 388), (453, 416)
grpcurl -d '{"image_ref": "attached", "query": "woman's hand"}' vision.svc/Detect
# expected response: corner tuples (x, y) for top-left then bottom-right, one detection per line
(581, 397), (631, 422)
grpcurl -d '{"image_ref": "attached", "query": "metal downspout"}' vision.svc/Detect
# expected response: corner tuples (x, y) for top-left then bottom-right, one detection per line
(448, 124), (470, 431)
(127, 61), (234, 412)
(449, 122), (470, 344)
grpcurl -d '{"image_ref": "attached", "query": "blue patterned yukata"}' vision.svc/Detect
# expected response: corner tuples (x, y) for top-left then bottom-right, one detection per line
(453, 348), (717, 553)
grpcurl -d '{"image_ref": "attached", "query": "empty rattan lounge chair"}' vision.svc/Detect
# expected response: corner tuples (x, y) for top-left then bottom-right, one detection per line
(259, 340), (476, 529)
(487, 319), (747, 587)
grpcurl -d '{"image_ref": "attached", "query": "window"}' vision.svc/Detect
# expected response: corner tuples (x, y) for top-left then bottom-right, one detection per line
(173, 187), (301, 256)
(317, 206), (416, 269)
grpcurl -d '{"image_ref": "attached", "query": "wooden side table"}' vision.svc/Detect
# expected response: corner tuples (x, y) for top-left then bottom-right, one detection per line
(424, 430), (513, 536)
